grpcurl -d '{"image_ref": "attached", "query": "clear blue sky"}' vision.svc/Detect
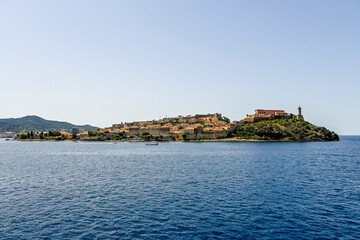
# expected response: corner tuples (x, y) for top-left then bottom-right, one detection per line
(0, 0), (359, 134)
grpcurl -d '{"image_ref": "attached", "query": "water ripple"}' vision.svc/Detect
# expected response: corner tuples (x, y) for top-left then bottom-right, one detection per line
(0, 138), (359, 239)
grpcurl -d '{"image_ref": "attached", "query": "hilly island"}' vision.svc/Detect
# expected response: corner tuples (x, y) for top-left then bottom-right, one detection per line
(10, 107), (339, 142)
(0, 115), (98, 133)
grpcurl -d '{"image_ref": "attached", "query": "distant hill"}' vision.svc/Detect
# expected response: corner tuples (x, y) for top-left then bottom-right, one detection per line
(0, 115), (98, 133)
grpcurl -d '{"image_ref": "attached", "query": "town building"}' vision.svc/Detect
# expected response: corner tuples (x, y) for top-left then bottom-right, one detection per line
(241, 107), (304, 122)
(72, 127), (80, 134)
(109, 113), (234, 140)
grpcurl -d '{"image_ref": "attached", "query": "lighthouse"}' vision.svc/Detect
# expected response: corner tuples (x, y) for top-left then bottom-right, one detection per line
(297, 106), (304, 121)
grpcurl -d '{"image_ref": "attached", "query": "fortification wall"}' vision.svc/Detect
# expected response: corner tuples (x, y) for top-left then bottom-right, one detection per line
(138, 128), (171, 136)
(185, 134), (197, 140)
(197, 132), (227, 139)
(252, 114), (295, 123)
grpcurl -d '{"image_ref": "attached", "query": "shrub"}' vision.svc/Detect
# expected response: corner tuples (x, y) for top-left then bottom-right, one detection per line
(223, 117), (230, 123)
(52, 131), (61, 137)
(115, 135), (123, 140)
(88, 131), (98, 137)
(19, 134), (28, 139)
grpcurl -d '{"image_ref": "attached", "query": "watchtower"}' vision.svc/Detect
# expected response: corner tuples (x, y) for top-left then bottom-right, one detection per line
(297, 106), (304, 121)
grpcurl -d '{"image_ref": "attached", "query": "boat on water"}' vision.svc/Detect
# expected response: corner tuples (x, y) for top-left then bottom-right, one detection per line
(146, 141), (158, 145)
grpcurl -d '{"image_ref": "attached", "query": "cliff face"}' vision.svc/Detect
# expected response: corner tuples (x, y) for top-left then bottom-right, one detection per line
(236, 119), (339, 141)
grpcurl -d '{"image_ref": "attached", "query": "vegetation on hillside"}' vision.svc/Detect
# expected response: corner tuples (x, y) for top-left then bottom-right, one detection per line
(235, 119), (339, 141)
(18, 131), (67, 141)
(0, 115), (97, 132)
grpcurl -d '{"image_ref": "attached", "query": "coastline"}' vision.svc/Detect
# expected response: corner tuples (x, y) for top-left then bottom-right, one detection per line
(14, 137), (340, 143)
(9, 112), (339, 142)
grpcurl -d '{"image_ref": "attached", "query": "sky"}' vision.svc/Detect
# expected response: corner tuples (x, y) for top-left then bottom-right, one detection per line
(0, 0), (359, 134)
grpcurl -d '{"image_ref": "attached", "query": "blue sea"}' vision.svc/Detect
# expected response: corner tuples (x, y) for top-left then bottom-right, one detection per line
(0, 137), (359, 239)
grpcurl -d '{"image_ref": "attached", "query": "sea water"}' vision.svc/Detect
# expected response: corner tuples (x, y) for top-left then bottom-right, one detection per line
(0, 137), (359, 239)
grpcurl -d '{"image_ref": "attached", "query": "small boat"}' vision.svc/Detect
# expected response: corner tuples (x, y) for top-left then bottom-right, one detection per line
(146, 141), (158, 145)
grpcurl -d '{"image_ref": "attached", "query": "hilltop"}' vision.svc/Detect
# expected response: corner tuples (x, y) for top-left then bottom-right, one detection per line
(0, 115), (98, 133)
(235, 118), (339, 141)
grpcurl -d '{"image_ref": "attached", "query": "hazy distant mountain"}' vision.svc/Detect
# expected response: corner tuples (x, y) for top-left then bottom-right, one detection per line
(0, 115), (98, 133)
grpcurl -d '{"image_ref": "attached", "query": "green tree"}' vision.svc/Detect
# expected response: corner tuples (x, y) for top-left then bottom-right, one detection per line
(20, 134), (28, 139)
(72, 134), (78, 140)
(88, 131), (98, 137)
(53, 131), (61, 137)
(182, 133), (187, 140)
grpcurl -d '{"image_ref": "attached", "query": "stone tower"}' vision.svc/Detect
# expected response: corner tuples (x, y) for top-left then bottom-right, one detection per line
(297, 106), (304, 121)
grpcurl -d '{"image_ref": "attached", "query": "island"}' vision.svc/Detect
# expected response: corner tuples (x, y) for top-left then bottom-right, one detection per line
(15, 107), (339, 142)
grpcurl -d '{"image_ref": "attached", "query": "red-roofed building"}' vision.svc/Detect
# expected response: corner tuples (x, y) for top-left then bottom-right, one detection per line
(129, 126), (140, 135)
(254, 109), (285, 117)
(242, 108), (295, 122)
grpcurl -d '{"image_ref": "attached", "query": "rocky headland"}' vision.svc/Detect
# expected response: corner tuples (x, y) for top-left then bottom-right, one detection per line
(13, 109), (340, 142)
(234, 119), (339, 141)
